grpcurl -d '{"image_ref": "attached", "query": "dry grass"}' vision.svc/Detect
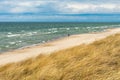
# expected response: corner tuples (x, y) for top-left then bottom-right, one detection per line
(0, 34), (120, 80)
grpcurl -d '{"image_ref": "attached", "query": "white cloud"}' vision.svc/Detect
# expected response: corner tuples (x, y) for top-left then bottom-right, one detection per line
(10, 7), (37, 13)
(57, 2), (120, 13)
(0, 1), (48, 13)
(99, 4), (116, 9)
(10, 1), (47, 13)
(0, 0), (120, 14)
(64, 3), (96, 13)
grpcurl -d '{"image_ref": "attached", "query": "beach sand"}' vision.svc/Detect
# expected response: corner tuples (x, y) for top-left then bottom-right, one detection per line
(0, 28), (120, 66)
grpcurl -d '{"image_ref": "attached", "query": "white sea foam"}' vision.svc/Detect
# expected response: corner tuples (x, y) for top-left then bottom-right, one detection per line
(86, 27), (91, 29)
(52, 30), (58, 33)
(33, 32), (37, 34)
(18, 41), (22, 43)
(8, 32), (12, 35)
(52, 28), (57, 30)
(48, 28), (57, 31)
(7, 34), (21, 37)
(94, 27), (99, 29)
(46, 32), (51, 34)
(48, 29), (52, 31)
(5, 45), (9, 48)
(75, 27), (79, 29)
(9, 42), (16, 45)
(28, 32), (33, 35)
(66, 28), (70, 30)
(43, 32), (52, 34)
(25, 32), (38, 36)
(42, 41), (45, 43)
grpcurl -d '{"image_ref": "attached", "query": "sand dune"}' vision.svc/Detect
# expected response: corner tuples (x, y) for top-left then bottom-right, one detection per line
(0, 28), (120, 66)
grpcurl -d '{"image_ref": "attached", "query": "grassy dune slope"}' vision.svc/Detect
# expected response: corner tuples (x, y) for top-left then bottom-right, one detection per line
(0, 34), (120, 80)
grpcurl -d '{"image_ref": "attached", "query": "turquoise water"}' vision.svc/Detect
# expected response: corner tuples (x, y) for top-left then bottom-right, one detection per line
(0, 22), (120, 53)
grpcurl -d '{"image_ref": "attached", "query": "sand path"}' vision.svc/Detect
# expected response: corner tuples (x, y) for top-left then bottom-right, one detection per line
(0, 28), (120, 66)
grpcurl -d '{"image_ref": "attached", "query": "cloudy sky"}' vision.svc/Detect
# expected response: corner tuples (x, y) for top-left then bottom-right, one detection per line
(0, 0), (120, 22)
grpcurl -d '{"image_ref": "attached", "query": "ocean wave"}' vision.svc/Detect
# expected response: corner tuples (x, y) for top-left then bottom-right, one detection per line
(32, 32), (37, 34)
(18, 32), (38, 37)
(18, 41), (22, 43)
(27, 32), (38, 36)
(101, 26), (108, 28)
(5, 45), (9, 48)
(42, 41), (45, 43)
(75, 27), (79, 29)
(66, 28), (70, 30)
(45, 32), (52, 34)
(9, 42), (16, 45)
(27, 32), (33, 36)
(7, 34), (21, 37)
(86, 26), (108, 30)
(8, 32), (12, 35)
(86, 27), (91, 29)
(53, 30), (58, 33)
(48, 28), (58, 31)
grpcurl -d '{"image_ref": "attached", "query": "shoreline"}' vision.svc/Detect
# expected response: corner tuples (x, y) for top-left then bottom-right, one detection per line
(0, 27), (118, 55)
(0, 35), (67, 54)
(16, 27), (115, 50)
(0, 28), (120, 66)
(0, 27), (110, 54)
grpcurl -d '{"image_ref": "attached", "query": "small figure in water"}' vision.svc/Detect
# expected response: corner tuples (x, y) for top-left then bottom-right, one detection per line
(68, 34), (70, 37)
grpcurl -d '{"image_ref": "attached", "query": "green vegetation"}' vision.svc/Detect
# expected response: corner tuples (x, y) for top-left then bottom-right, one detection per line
(0, 34), (120, 80)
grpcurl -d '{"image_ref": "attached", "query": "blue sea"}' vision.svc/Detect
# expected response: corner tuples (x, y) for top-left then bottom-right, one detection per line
(0, 22), (120, 53)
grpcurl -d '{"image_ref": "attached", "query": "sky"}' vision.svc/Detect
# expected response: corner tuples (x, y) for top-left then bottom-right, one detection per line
(0, 0), (120, 22)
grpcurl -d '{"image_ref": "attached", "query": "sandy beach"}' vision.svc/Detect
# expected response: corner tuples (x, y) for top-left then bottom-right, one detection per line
(0, 28), (120, 66)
